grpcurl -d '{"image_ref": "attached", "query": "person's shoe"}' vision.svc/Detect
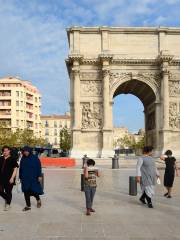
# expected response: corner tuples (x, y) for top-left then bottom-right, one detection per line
(139, 198), (146, 205)
(90, 208), (95, 212)
(22, 206), (31, 211)
(4, 204), (10, 211)
(164, 192), (168, 197)
(148, 203), (154, 208)
(37, 200), (42, 208)
(167, 195), (172, 198)
(86, 209), (91, 216)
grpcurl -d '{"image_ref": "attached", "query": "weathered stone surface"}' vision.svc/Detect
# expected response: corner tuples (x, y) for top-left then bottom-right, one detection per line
(66, 27), (180, 158)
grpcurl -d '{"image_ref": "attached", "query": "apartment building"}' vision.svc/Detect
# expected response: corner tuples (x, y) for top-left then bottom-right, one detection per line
(0, 76), (41, 137)
(41, 113), (71, 148)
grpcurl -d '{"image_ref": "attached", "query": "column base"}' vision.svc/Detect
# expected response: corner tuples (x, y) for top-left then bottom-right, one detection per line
(70, 149), (101, 158)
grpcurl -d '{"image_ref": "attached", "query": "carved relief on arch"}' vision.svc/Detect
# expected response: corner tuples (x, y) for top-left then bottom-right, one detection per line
(81, 102), (103, 129)
(109, 71), (161, 100)
(80, 80), (102, 97)
(169, 102), (180, 129)
(169, 81), (180, 97)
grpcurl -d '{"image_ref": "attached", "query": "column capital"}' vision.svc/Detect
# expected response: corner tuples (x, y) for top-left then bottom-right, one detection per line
(99, 53), (113, 65)
(71, 67), (80, 75)
(102, 67), (110, 78)
(158, 50), (173, 64)
(68, 53), (83, 65)
(161, 63), (170, 75)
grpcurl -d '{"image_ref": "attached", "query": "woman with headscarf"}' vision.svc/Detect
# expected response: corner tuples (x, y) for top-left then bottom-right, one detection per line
(160, 150), (179, 198)
(0, 146), (18, 211)
(136, 146), (160, 208)
(19, 146), (43, 211)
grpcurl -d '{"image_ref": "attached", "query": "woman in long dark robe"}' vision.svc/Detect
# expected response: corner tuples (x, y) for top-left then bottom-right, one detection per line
(160, 150), (179, 198)
(19, 146), (43, 211)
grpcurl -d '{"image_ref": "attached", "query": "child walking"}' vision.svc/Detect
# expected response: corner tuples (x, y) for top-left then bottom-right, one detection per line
(83, 159), (100, 216)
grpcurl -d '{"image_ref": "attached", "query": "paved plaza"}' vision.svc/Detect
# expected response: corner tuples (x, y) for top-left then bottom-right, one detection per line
(0, 167), (180, 240)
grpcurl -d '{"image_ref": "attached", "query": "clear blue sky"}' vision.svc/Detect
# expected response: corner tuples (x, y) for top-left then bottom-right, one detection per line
(0, 0), (180, 132)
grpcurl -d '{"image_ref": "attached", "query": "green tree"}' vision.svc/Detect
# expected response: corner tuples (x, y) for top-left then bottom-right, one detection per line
(132, 136), (145, 153)
(59, 127), (71, 151)
(0, 122), (11, 147)
(119, 135), (134, 148)
(0, 123), (47, 149)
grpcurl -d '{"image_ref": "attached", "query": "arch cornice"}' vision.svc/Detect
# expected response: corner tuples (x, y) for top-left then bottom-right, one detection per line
(109, 72), (161, 101)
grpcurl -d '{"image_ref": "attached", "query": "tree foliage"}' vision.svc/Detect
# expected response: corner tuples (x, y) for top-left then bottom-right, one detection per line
(59, 127), (71, 151)
(115, 135), (145, 151)
(0, 122), (47, 149)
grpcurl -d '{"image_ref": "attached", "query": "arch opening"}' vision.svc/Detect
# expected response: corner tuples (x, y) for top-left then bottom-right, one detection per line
(112, 79), (157, 150)
(113, 79), (156, 108)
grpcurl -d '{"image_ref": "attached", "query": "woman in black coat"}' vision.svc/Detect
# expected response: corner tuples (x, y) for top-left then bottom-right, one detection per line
(161, 150), (179, 198)
(0, 146), (18, 211)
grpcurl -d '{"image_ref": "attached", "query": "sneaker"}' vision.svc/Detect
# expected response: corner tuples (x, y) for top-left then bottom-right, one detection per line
(22, 206), (31, 211)
(4, 204), (10, 211)
(90, 208), (95, 212)
(164, 192), (168, 197)
(37, 200), (42, 208)
(86, 209), (91, 216)
(167, 195), (172, 198)
(148, 203), (154, 208)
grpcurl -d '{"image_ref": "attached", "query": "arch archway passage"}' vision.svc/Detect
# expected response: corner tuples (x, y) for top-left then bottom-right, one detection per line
(66, 27), (180, 158)
(112, 79), (157, 149)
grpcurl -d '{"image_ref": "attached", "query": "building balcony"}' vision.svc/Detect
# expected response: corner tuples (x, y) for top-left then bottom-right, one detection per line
(0, 115), (11, 119)
(0, 105), (11, 109)
(26, 98), (34, 104)
(26, 107), (34, 113)
(0, 95), (11, 100)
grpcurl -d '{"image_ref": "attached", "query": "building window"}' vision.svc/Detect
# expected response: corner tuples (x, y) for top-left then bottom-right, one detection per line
(54, 129), (57, 136)
(54, 121), (57, 127)
(45, 121), (49, 127)
(54, 138), (57, 145)
(45, 129), (49, 136)
(16, 91), (19, 97)
(16, 101), (19, 106)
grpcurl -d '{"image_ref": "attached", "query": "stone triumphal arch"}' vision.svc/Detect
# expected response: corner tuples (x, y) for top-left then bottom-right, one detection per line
(66, 27), (180, 158)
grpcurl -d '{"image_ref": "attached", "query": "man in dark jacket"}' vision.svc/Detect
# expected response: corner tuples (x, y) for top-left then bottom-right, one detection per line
(19, 146), (43, 211)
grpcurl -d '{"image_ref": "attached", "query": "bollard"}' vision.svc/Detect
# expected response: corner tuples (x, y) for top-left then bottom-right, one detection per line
(81, 174), (84, 191)
(112, 154), (119, 169)
(82, 154), (88, 168)
(129, 176), (137, 196)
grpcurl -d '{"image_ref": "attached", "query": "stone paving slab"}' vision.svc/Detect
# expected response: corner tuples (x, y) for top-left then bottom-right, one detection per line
(0, 168), (180, 240)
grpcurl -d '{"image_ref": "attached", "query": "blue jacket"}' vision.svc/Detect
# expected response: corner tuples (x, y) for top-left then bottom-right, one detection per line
(19, 153), (43, 194)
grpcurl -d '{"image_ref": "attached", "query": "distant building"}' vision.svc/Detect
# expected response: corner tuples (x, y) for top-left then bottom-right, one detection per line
(0, 76), (41, 137)
(41, 112), (71, 148)
(113, 127), (130, 148)
(113, 127), (145, 149)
